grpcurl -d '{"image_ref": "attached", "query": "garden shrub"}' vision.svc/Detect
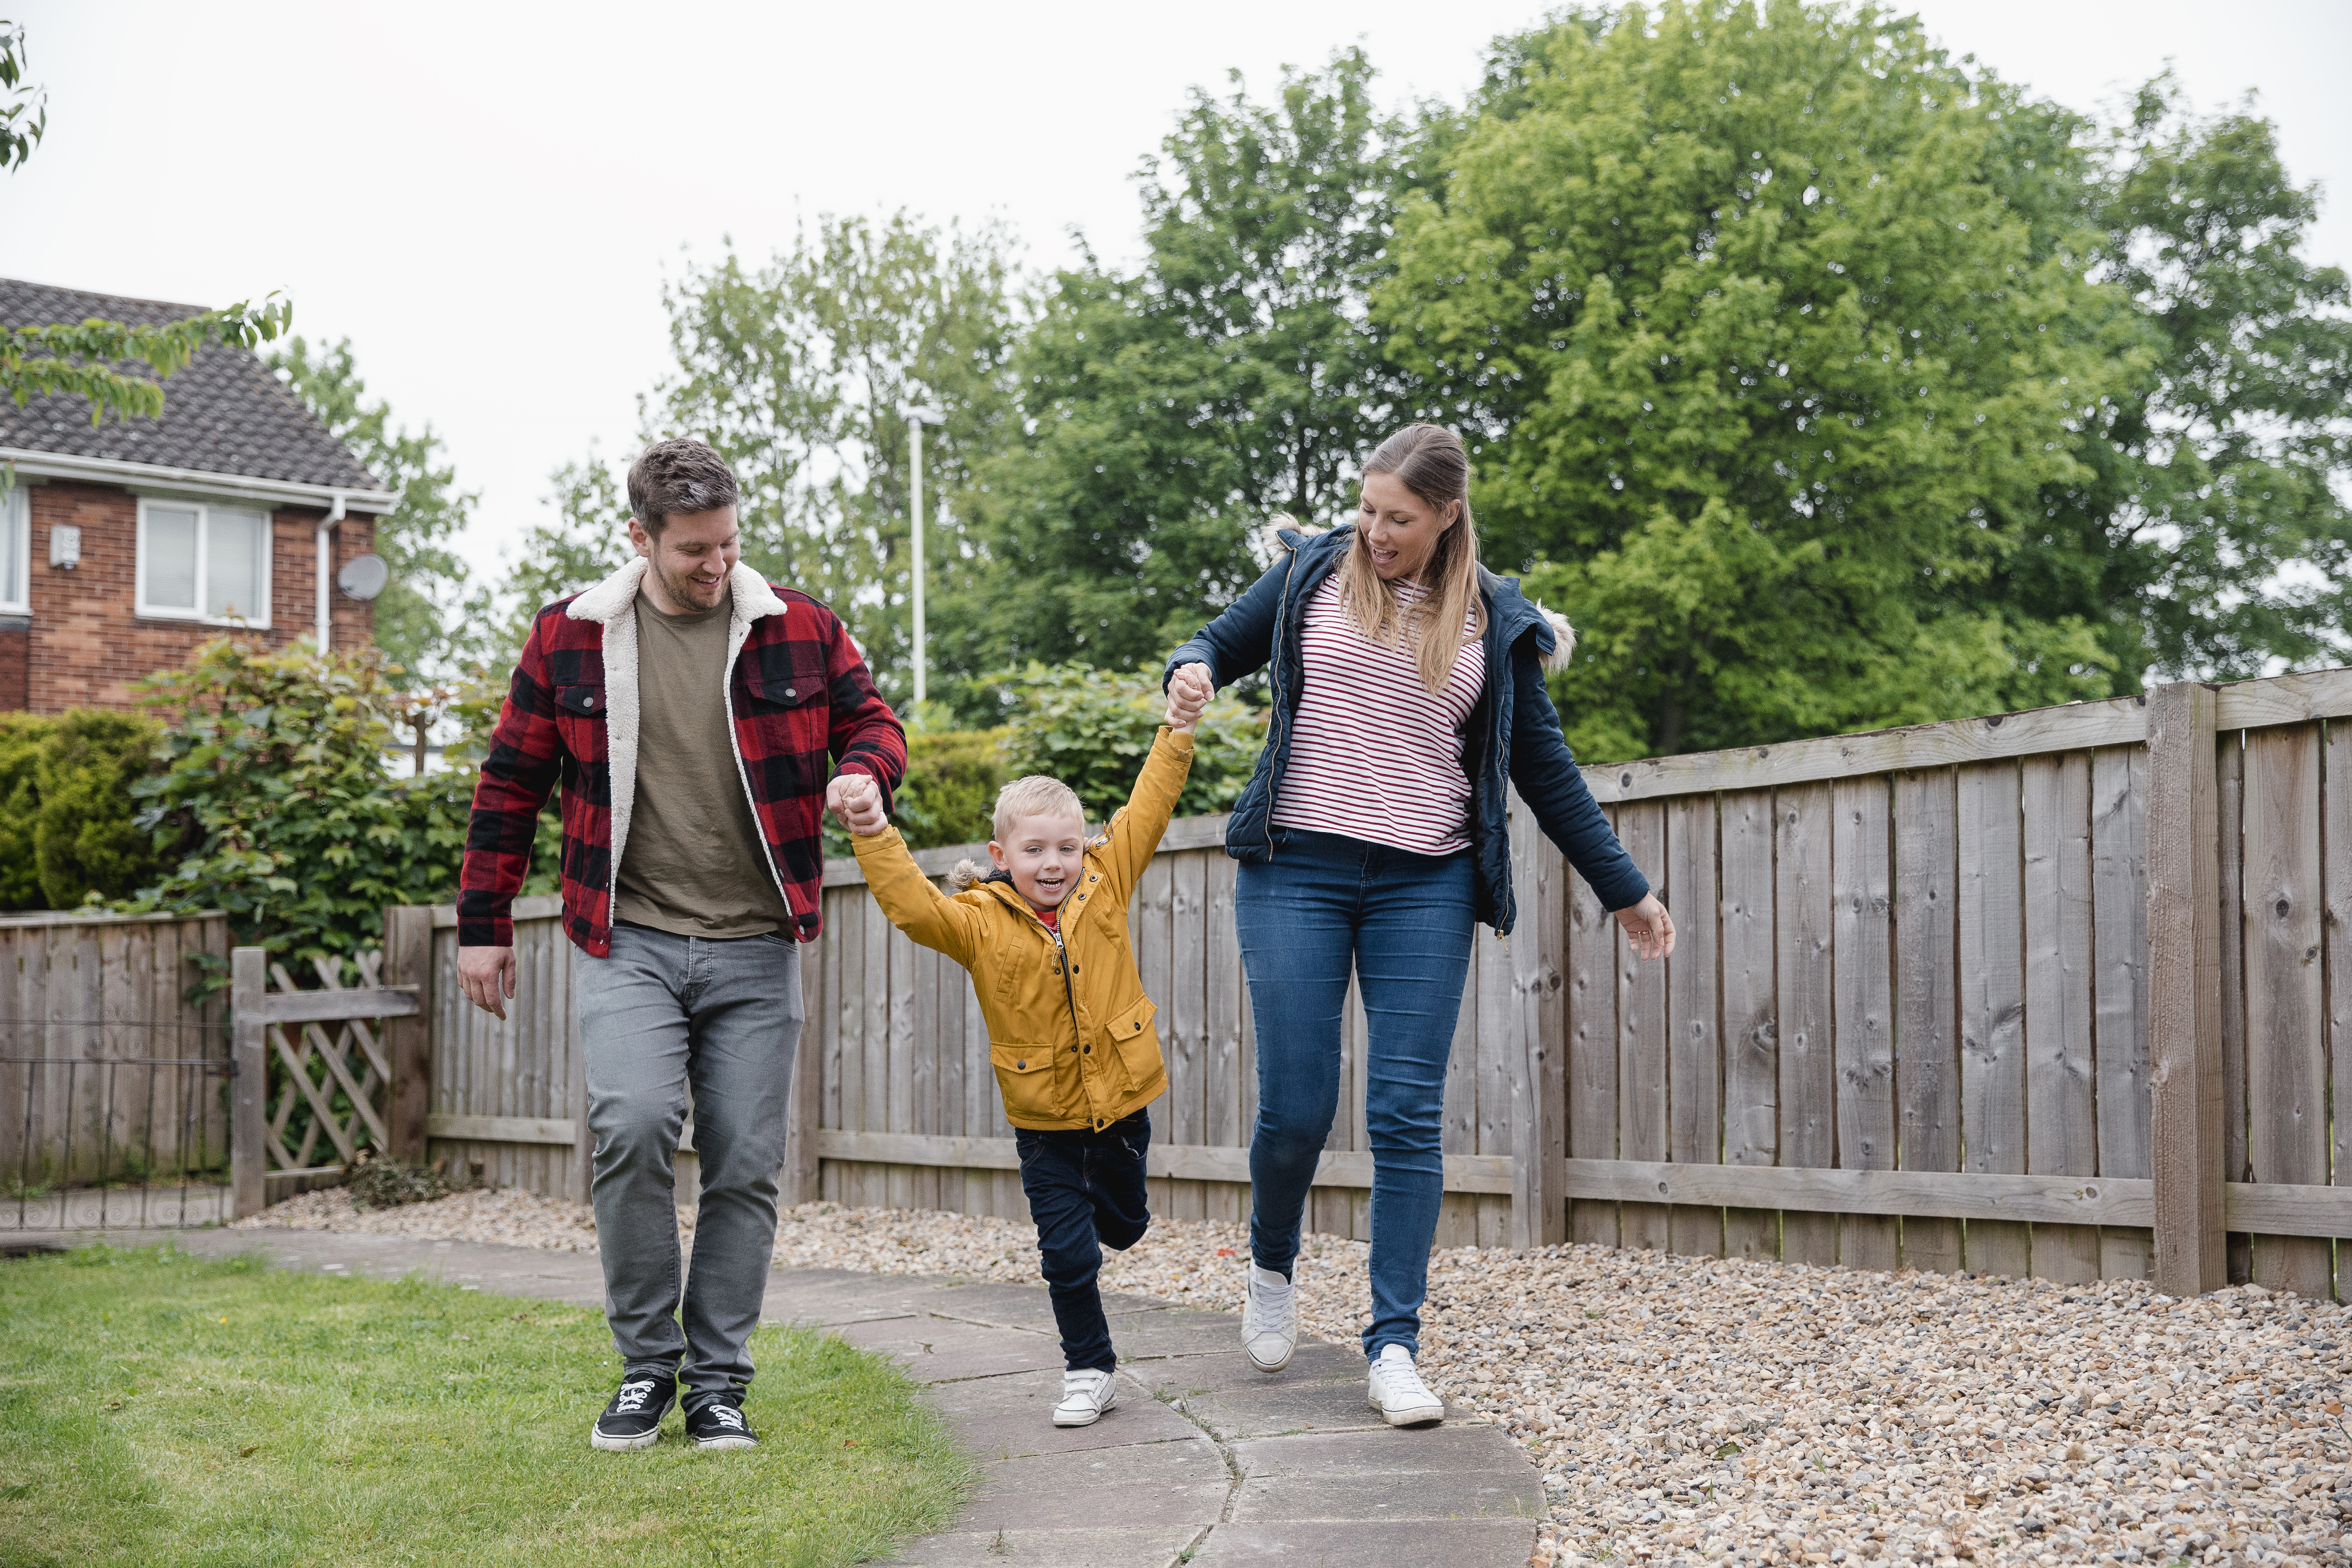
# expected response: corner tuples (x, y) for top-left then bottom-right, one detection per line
(130, 639), (480, 974)
(996, 662), (1265, 827)
(33, 710), (164, 909)
(0, 715), (52, 910)
(893, 727), (1010, 849)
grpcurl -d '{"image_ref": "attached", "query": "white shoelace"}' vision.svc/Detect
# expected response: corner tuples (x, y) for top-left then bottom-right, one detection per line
(612, 1378), (658, 1413)
(1249, 1264), (1294, 1314)
(702, 1404), (745, 1431)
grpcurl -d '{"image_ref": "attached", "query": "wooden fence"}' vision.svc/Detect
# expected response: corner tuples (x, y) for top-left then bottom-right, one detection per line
(374, 669), (2352, 1298)
(0, 909), (231, 1226)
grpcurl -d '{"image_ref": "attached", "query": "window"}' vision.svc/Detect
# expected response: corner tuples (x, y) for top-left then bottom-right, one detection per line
(0, 487), (26, 614)
(136, 499), (271, 626)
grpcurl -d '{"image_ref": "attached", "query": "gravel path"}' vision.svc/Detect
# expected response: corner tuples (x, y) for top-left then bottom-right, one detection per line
(240, 1193), (2352, 1565)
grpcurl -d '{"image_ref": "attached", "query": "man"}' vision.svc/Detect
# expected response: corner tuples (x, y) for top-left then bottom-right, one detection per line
(455, 437), (905, 1451)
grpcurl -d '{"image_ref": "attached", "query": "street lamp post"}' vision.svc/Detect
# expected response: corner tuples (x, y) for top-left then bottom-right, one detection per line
(905, 404), (945, 706)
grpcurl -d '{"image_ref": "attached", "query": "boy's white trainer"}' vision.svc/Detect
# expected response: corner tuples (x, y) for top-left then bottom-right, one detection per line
(1366, 1344), (1445, 1426)
(1053, 1367), (1118, 1427)
(1240, 1260), (1297, 1372)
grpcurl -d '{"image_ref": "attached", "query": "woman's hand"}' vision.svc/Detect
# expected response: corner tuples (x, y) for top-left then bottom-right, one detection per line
(1614, 893), (1676, 961)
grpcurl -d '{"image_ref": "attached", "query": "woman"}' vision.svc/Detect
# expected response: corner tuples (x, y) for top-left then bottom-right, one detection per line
(1163, 423), (1674, 1426)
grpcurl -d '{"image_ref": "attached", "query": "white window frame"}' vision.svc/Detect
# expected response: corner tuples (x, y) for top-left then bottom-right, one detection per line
(135, 496), (273, 628)
(0, 486), (28, 615)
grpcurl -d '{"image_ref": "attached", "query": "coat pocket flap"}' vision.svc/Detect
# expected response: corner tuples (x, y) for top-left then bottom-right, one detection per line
(554, 683), (605, 717)
(990, 1043), (1058, 1075)
(1101, 995), (1157, 1044)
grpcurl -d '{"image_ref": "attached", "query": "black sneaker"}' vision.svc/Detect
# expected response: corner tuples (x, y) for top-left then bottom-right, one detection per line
(684, 1396), (759, 1450)
(590, 1373), (675, 1451)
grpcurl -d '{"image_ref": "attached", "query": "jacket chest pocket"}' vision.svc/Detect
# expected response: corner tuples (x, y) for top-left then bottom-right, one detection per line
(990, 1044), (1065, 1125)
(553, 683), (608, 759)
(1101, 995), (1161, 1097)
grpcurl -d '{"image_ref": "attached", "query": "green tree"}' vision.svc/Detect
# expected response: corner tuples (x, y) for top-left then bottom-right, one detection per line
(488, 448), (634, 665)
(269, 337), (481, 682)
(644, 214), (1025, 700)
(1998, 78), (2352, 685)
(0, 21), (291, 424)
(996, 664), (1266, 826)
(1, 19), (44, 171)
(1383, 0), (2134, 761)
(949, 50), (1412, 690)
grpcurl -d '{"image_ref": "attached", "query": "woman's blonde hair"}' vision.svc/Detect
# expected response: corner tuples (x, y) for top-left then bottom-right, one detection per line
(1338, 423), (1487, 695)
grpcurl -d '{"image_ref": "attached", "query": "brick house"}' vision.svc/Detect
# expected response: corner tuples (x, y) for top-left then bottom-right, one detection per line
(0, 278), (399, 713)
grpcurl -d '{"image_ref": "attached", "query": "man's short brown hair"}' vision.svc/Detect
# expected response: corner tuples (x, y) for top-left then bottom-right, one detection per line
(627, 439), (740, 535)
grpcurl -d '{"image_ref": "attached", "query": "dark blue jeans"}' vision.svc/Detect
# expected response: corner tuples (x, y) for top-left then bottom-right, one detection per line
(1236, 828), (1476, 1362)
(1016, 1110), (1152, 1373)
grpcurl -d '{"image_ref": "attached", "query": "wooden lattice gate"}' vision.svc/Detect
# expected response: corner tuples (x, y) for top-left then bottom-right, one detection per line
(228, 935), (424, 1216)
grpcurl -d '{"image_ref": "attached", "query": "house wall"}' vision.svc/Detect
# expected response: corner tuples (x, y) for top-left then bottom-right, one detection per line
(13, 480), (376, 714)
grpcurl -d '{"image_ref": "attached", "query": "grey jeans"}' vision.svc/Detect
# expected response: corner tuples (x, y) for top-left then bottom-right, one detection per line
(576, 921), (803, 1407)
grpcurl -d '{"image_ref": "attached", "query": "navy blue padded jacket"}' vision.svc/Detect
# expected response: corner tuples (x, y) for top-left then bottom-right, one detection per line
(1162, 525), (1650, 935)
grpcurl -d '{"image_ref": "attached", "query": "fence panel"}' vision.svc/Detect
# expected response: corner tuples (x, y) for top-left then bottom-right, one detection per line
(0, 911), (230, 1230)
(363, 666), (2352, 1297)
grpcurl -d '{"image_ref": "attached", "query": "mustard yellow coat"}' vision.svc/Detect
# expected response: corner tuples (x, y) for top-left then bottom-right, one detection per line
(849, 727), (1195, 1131)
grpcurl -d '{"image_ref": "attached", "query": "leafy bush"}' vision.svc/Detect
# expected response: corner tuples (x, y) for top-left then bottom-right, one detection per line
(0, 715), (51, 910)
(996, 662), (1265, 827)
(893, 727), (1010, 849)
(0, 712), (163, 911)
(34, 710), (164, 908)
(130, 640), (480, 973)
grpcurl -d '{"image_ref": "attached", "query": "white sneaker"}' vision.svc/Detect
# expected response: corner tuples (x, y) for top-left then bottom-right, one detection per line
(1367, 1344), (1445, 1427)
(1053, 1368), (1117, 1427)
(1240, 1260), (1297, 1372)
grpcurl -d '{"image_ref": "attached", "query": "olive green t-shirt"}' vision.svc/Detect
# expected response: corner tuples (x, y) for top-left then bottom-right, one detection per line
(612, 586), (795, 939)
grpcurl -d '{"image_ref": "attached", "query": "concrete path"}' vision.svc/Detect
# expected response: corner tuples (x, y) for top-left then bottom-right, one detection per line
(80, 1228), (1543, 1568)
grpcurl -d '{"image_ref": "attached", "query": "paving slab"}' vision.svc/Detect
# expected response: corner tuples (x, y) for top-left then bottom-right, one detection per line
(925, 1366), (1201, 1459)
(762, 1268), (959, 1326)
(882, 1526), (1205, 1567)
(1188, 1518), (1539, 1567)
(832, 1315), (1070, 1383)
(1127, 1342), (1366, 1398)
(1107, 1307), (1264, 1362)
(911, 1280), (1167, 1330)
(1228, 1426), (1543, 1524)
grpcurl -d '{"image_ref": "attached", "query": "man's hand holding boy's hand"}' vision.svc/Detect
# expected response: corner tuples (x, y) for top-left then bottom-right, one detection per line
(828, 774), (888, 836)
(1166, 664), (1214, 732)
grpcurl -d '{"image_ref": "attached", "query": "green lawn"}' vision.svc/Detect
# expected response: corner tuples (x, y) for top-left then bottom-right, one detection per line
(0, 1243), (968, 1567)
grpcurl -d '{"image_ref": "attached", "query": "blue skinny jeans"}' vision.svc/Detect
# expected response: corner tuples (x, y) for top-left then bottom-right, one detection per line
(1235, 827), (1476, 1362)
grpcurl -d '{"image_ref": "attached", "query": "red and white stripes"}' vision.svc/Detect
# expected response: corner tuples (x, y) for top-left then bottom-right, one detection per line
(1271, 576), (1485, 857)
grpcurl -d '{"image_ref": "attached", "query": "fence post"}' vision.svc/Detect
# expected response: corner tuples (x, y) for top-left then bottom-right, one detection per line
(382, 906), (432, 1164)
(2146, 681), (2228, 1297)
(230, 946), (268, 1218)
(1509, 791), (1569, 1250)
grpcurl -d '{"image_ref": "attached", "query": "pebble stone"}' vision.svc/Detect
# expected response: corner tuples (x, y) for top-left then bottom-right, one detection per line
(240, 1194), (2352, 1566)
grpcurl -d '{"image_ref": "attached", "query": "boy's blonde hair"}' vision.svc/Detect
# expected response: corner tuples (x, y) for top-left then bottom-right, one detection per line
(946, 775), (1087, 891)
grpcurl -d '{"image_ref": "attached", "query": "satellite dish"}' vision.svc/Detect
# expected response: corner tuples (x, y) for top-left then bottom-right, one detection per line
(337, 554), (390, 601)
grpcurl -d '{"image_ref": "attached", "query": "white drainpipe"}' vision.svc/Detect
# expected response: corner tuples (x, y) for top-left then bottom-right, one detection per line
(315, 492), (346, 651)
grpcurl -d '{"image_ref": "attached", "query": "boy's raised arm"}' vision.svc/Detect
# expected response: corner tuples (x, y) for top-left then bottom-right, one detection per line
(843, 804), (986, 967)
(1100, 724), (1196, 906)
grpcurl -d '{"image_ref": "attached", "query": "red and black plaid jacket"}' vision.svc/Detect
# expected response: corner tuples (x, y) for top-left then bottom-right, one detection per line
(458, 561), (906, 956)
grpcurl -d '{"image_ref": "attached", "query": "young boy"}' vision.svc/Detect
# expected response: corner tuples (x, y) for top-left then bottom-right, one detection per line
(828, 669), (1213, 1427)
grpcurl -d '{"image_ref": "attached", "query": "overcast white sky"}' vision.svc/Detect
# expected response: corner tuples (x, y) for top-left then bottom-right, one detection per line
(5, 1), (2347, 586)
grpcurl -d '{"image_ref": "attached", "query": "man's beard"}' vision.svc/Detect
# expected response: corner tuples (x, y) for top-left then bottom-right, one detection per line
(655, 559), (726, 609)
